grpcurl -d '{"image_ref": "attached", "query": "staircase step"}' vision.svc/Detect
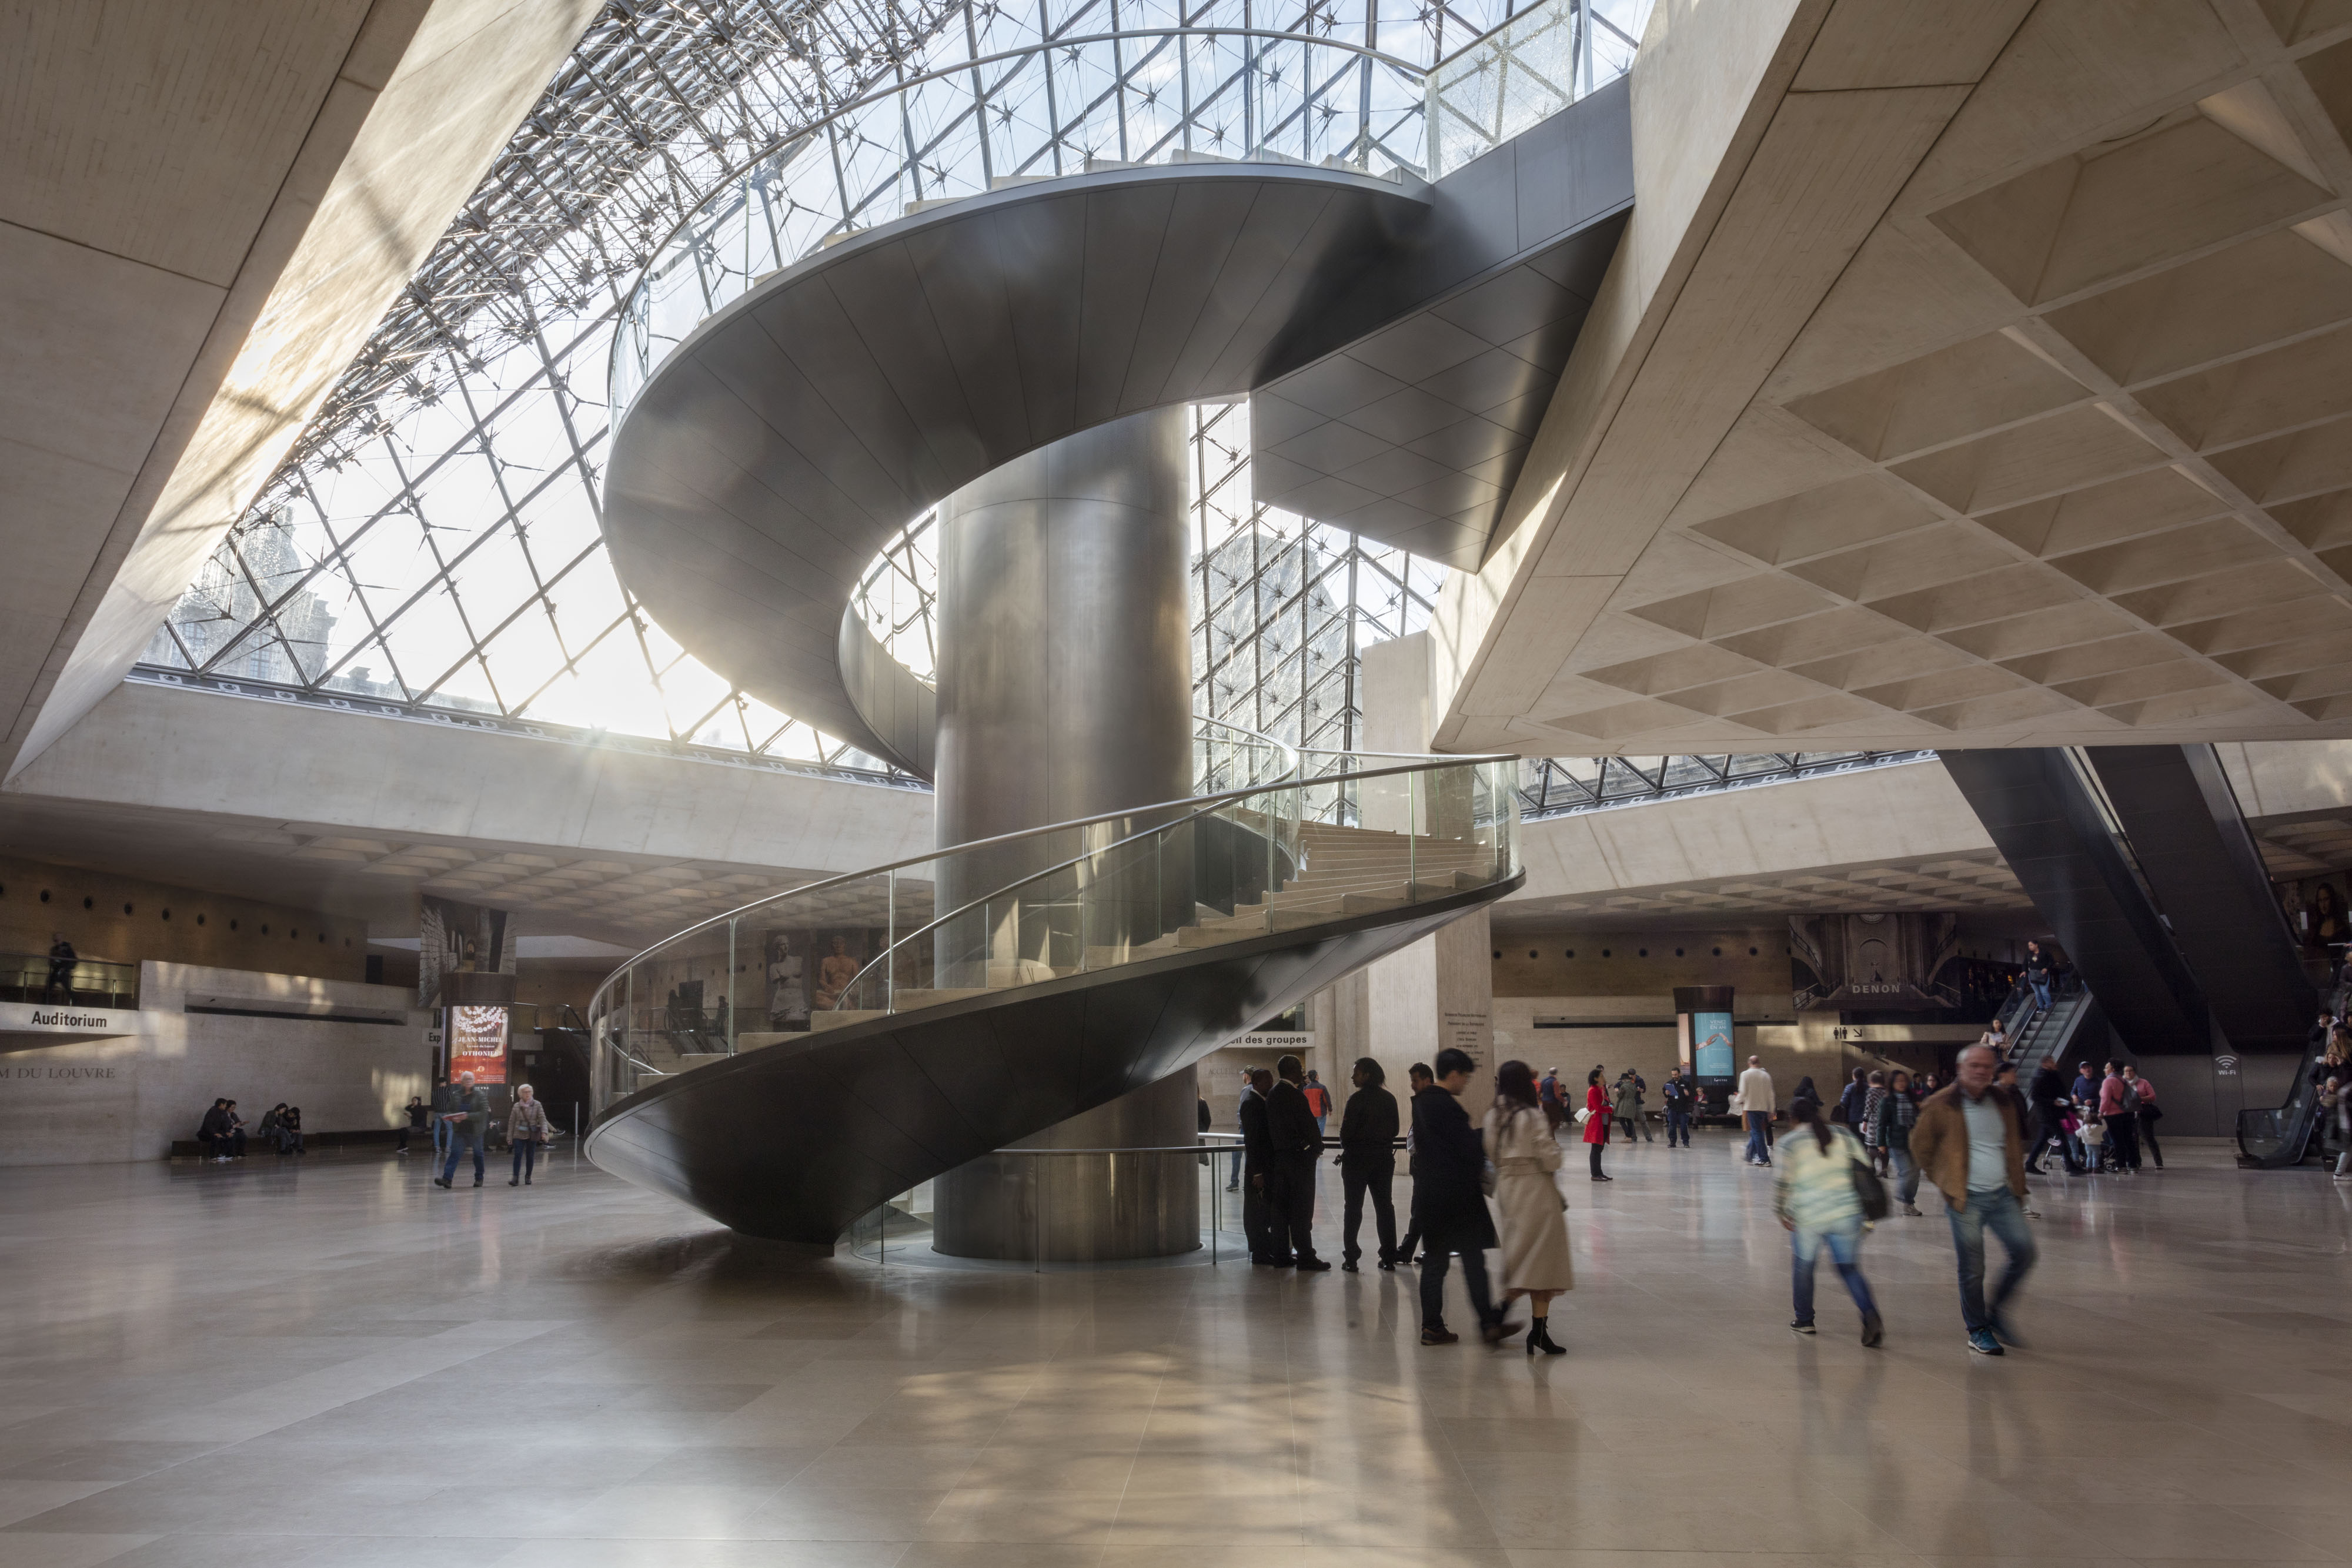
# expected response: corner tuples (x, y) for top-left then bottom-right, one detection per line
(809, 1009), (891, 1032)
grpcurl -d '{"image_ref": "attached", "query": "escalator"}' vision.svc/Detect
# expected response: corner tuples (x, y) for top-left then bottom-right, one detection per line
(1944, 745), (2318, 1162)
(1990, 972), (2101, 1077)
(583, 739), (1521, 1241)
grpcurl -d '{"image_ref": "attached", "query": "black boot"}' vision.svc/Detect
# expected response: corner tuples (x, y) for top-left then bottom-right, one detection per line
(1525, 1318), (1566, 1356)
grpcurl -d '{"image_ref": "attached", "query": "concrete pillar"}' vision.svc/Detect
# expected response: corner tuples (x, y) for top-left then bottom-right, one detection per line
(928, 407), (1200, 1259)
(1352, 630), (1498, 1106)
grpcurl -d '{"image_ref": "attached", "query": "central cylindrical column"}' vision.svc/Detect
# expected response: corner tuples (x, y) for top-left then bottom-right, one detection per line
(928, 406), (1201, 1261)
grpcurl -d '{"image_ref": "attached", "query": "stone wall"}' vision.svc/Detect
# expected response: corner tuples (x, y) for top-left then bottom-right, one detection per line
(0, 961), (430, 1164)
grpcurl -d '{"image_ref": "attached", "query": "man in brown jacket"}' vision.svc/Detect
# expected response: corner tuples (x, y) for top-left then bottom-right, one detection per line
(1910, 1044), (2037, 1356)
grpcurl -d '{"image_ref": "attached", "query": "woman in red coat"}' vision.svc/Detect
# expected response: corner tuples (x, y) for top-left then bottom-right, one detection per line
(1583, 1066), (1613, 1182)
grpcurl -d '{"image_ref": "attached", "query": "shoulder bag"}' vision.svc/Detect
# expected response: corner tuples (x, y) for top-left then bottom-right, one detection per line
(1847, 1136), (1890, 1221)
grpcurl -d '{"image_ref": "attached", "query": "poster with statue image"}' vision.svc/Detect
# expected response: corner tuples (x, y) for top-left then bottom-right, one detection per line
(418, 895), (518, 1007)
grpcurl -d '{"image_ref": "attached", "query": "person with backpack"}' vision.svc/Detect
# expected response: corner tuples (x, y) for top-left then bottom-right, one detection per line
(1301, 1070), (1332, 1138)
(1775, 1090), (1883, 1346)
(1871, 1069), (1924, 1215)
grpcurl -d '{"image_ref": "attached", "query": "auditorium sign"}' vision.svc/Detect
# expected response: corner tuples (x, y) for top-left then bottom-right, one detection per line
(0, 1001), (141, 1038)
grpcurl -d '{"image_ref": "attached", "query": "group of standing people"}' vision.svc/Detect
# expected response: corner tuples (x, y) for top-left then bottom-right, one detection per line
(2017, 1057), (2161, 1174)
(1232, 1048), (1578, 1353)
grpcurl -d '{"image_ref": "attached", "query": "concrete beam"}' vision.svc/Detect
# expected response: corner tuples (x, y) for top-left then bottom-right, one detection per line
(1, 0), (602, 780)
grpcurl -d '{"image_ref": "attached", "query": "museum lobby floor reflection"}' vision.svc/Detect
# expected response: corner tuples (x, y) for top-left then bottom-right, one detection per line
(1, 1138), (2347, 1567)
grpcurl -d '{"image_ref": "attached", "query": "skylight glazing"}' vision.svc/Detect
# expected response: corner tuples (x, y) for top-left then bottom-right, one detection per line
(136, 0), (1653, 787)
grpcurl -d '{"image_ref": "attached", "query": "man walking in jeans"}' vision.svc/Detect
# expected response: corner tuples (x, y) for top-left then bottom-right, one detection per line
(1738, 1056), (1777, 1165)
(1911, 1043), (2037, 1355)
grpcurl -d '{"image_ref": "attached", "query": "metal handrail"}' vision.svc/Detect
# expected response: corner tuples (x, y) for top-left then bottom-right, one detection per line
(584, 745), (1514, 1028)
(833, 744), (1502, 1011)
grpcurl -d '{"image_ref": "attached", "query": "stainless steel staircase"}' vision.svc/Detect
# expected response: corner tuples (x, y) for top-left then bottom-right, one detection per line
(583, 736), (1521, 1241)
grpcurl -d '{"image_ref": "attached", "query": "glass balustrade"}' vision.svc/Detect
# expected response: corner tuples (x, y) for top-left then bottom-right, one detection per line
(0, 955), (139, 1010)
(584, 733), (1519, 1117)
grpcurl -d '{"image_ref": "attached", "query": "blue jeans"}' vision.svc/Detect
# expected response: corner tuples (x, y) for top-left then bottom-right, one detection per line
(1791, 1221), (1875, 1323)
(1744, 1112), (1773, 1163)
(1889, 1147), (1920, 1207)
(1665, 1109), (1692, 1146)
(442, 1130), (485, 1185)
(1227, 1144), (1242, 1188)
(2029, 975), (2052, 1011)
(1945, 1186), (2037, 1333)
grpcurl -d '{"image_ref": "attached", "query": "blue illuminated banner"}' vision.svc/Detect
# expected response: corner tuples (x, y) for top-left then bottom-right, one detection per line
(1693, 1011), (1734, 1081)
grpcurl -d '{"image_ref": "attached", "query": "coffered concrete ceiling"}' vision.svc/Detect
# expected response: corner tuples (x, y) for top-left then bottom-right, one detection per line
(1436, 0), (2352, 755)
(0, 0), (600, 780)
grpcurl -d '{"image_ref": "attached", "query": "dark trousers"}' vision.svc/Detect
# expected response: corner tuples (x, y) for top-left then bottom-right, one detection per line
(1418, 1241), (1497, 1331)
(442, 1131), (485, 1185)
(1588, 1141), (1605, 1178)
(1242, 1174), (1274, 1258)
(2139, 1110), (2163, 1167)
(511, 1139), (540, 1182)
(2028, 1105), (2080, 1172)
(2106, 1112), (2140, 1170)
(1267, 1151), (1319, 1261)
(1340, 1156), (1396, 1263)
(1665, 1108), (1692, 1146)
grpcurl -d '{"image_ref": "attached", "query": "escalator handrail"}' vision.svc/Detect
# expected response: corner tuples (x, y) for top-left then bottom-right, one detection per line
(586, 745), (1517, 1025)
(833, 747), (1512, 1011)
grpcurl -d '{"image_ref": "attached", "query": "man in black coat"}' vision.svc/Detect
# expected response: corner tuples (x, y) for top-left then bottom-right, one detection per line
(1412, 1047), (1514, 1345)
(1334, 1056), (1400, 1272)
(2024, 1053), (2081, 1174)
(1239, 1068), (1278, 1262)
(1264, 1054), (1329, 1270)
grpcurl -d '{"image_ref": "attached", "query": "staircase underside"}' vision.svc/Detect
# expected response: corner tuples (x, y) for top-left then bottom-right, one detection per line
(586, 873), (1518, 1242)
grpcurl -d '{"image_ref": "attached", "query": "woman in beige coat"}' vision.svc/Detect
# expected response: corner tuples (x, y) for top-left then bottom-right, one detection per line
(1485, 1059), (1573, 1355)
(507, 1084), (552, 1187)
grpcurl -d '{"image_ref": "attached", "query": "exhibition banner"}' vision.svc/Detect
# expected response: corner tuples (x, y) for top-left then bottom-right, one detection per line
(1692, 1009), (1734, 1082)
(449, 1003), (509, 1084)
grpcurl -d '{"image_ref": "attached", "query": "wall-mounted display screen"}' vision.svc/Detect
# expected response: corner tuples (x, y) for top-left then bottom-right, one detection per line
(1692, 1010), (1734, 1082)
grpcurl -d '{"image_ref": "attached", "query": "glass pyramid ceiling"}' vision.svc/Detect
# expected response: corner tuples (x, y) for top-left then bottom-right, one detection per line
(138, 0), (1895, 820)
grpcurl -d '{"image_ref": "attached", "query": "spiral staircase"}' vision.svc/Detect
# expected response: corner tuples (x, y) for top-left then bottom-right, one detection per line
(583, 735), (1520, 1242)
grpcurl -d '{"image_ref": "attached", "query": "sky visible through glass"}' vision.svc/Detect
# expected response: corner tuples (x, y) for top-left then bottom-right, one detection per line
(138, 0), (1837, 814)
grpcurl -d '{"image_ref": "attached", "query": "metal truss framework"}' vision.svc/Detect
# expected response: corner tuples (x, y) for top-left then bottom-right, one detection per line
(1516, 750), (1940, 821)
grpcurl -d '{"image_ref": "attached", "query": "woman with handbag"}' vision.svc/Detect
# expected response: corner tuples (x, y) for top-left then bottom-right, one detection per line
(1581, 1066), (1612, 1182)
(507, 1084), (552, 1186)
(1774, 1093), (1883, 1346)
(1485, 1060), (1573, 1356)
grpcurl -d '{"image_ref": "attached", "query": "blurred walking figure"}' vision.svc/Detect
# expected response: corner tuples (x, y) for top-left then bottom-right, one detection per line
(1486, 1061), (1572, 1355)
(1414, 1048), (1514, 1346)
(1335, 1057), (1400, 1272)
(1912, 1043), (2037, 1355)
(1776, 1091), (1883, 1346)
(1611, 1069), (1643, 1143)
(1872, 1068), (1923, 1215)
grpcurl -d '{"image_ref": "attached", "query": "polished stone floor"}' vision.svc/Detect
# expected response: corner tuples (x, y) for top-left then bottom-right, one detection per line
(2, 1131), (2348, 1567)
